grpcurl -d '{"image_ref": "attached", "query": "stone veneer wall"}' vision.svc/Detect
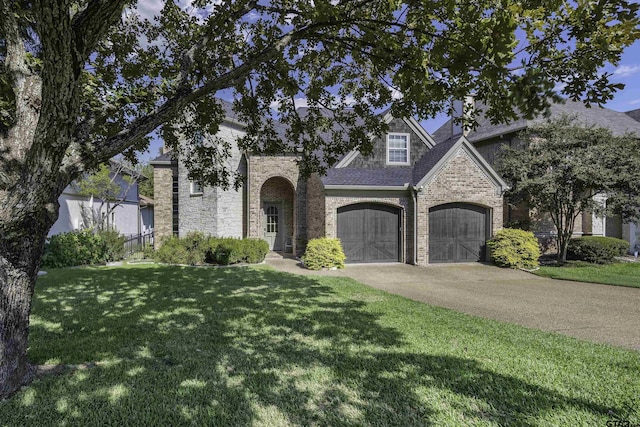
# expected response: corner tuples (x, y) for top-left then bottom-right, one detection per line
(153, 164), (176, 248)
(324, 192), (412, 264)
(214, 155), (245, 238)
(177, 123), (245, 238)
(177, 159), (218, 237)
(416, 148), (503, 265)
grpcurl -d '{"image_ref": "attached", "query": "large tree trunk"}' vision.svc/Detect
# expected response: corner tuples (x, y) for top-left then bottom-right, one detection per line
(0, 194), (59, 398)
(0, 259), (38, 398)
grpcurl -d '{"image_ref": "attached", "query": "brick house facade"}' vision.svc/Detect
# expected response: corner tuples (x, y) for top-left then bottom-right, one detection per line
(432, 98), (640, 252)
(152, 110), (508, 265)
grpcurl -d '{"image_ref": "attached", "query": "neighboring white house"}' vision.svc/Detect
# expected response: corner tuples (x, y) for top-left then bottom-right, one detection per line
(139, 195), (154, 235)
(48, 163), (145, 237)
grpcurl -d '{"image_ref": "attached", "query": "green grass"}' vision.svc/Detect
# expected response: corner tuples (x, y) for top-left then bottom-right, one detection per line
(535, 261), (640, 288)
(1, 264), (638, 426)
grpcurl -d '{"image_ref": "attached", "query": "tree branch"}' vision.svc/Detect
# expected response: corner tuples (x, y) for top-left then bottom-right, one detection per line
(72, 0), (129, 62)
(82, 22), (326, 167)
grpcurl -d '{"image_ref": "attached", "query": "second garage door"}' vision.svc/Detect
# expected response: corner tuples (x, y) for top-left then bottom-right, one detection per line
(337, 203), (401, 263)
(429, 203), (488, 263)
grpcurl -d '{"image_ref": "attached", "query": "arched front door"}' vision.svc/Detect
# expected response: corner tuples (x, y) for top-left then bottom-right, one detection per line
(263, 203), (282, 250)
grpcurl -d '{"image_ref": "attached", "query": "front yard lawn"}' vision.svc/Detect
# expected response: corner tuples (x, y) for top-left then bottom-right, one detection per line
(1, 264), (638, 426)
(535, 261), (640, 288)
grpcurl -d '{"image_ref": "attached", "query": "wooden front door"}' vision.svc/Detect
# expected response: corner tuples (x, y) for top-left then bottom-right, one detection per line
(263, 204), (282, 250)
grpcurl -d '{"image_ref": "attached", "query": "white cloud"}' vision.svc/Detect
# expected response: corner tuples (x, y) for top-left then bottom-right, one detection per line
(389, 86), (403, 100)
(628, 98), (640, 106)
(133, 0), (222, 23)
(269, 95), (360, 112)
(294, 98), (309, 109)
(613, 64), (640, 78)
(268, 97), (309, 111)
(134, 0), (164, 21)
(269, 99), (282, 110)
(342, 95), (356, 106)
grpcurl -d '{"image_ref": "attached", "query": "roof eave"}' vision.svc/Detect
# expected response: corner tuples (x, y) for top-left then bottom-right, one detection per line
(149, 159), (173, 166)
(414, 136), (509, 192)
(323, 184), (410, 191)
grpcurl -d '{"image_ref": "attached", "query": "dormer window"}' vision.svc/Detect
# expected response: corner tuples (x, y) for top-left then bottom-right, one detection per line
(387, 133), (410, 165)
(190, 181), (203, 196)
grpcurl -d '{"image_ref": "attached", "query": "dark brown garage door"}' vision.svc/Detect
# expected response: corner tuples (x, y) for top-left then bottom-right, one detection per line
(337, 203), (401, 263)
(429, 203), (488, 263)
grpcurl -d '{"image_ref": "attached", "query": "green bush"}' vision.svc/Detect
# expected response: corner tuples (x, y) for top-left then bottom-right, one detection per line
(567, 236), (629, 264)
(214, 239), (243, 265)
(487, 228), (541, 269)
(182, 232), (210, 265)
(154, 235), (268, 265)
(96, 230), (126, 262)
(243, 239), (269, 264)
(42, 229), (126, 268)
(302, 238), (346, 270)
(142, 244), (156, 259)
(154, 236), (191, 264)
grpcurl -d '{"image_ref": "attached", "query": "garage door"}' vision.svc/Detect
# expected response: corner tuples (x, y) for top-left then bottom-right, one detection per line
(337, 203), (401, 263)
(429, 203), (488, 263)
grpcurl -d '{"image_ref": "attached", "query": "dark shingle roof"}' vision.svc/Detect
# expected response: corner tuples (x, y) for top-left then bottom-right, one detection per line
(150, 151), (174, 164)
(433, 99), (640, 144)
(626, 108), (640, 123)
(321, 135), (490, 188)
(322, 167), (414, 187)
(412, 137), (459, 185)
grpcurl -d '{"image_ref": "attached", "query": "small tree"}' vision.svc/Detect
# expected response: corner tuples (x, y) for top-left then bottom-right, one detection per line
(137, 163), (154, 198)
(497, 115), (640, 264)
(77, 162), (139, 232)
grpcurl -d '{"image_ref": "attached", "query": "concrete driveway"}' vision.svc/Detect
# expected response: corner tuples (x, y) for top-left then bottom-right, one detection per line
(265, 258), (640, 351)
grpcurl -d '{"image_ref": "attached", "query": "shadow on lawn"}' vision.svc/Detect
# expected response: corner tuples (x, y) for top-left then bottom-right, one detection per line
(0, 265), (622, 425)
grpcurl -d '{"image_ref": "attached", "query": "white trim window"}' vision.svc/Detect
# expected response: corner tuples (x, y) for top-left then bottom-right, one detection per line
(190, 181), (203, 195)
(387, 133), (410, 165)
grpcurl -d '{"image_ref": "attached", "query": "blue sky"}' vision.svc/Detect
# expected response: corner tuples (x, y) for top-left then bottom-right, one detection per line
(420, 40), (640, 134)
(134, 1), (640, 162)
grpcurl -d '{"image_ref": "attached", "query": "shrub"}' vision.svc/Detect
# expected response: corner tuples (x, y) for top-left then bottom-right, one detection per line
(154, 235), (268, 265)
(302, 238), (346, 270)
(243, 239), (269, 263)
(142, 244), (156, 259)
(487, 228), (541, 269)
(567, 236), (629, 264)
(96, 230), (126, 262)
(182, 232), (210, 265)
(214, 239), (244, 265)
(42, 229), (126, 268)
(154, 236), (191, 265)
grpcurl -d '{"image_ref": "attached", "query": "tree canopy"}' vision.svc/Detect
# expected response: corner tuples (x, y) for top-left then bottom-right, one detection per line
(496, 114), (640, 263)
(1, 0), (639, 187)
(0, 0), (639, 400)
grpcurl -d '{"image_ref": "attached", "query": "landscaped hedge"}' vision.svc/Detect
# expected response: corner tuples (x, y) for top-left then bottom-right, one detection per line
(154, 233), (269, 266)
(42, 229), (126, 268)
(302, 238), (346, 270)
(567, 236), (629, 264)
(487, 228), (541, 269)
